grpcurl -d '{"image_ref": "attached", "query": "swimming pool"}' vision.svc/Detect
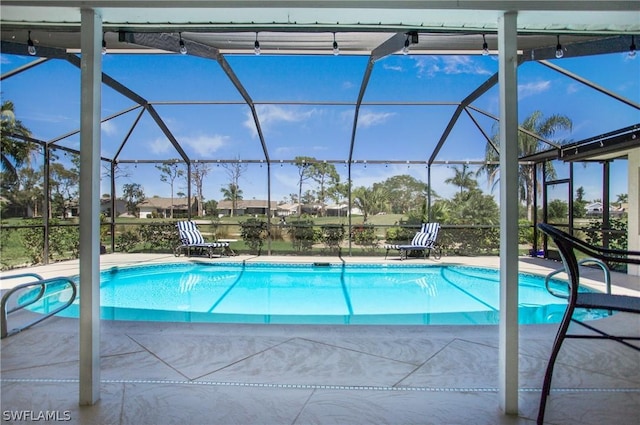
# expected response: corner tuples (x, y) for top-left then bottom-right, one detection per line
(29, 262), (607, 325)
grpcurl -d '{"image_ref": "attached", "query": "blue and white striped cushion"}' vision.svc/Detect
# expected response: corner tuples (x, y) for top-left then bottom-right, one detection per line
(422, 222), (440, 236)
(180, 229), (205, 245)
(177, 221), (198, 232)
(411, 232), (432, 246)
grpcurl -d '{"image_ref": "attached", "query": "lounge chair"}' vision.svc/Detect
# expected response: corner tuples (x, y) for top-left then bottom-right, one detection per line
(536, 223), (640, 425)
(174, 220), (231, 258)
(384, 222), (441, 260)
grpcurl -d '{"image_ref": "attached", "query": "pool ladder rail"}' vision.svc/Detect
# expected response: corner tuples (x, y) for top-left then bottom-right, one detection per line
(1, 273), (77, 339)
(544, 257), (612, 299)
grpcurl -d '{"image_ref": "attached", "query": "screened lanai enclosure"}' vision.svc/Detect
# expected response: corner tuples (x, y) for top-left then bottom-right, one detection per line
(1, 0), (639, 415)
(1, 9), (638, 266)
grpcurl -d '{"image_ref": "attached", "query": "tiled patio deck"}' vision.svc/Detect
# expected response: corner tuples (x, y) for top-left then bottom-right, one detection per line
(1, 254), (639, 425)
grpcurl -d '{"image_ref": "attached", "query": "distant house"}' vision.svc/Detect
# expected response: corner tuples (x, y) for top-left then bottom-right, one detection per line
(137, 197), (199, 218)
(100, 197), (128, 217)
(276, 203), (361, 217)
(585, 201), (603, 215)
(584, 201), (627, 217)
(276, 203), (298, 217)
(217, 199), (278, 217)
(325, 204), (349, 217)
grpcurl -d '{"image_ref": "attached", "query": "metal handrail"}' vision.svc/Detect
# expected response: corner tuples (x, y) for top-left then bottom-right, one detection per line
(544, 257), (612, 299)
(1, 275), (77, 338)
(0, 273), (46, 315)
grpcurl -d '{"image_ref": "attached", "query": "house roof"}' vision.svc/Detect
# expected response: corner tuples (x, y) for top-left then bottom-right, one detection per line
(217, 199), (278, 209)
(138, 197), (195, 209)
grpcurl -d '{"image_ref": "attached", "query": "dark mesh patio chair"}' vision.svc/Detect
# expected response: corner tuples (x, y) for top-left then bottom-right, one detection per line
(536, 223), (640, 425)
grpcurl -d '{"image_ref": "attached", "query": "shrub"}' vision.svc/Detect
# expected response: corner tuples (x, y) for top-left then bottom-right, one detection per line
(18, 221), (45, 263)
(287, 219), (316, 252)
(239, 218), (268, 254)
(352, 224), (378, 250)
(584, 218), (627, 250)
(139, 223), (177, 252)
(49, 224), (80, 259)
(116, 229), (140, 252)
(519, 219), (534, 244)
(385, 226), (414, 243)
(321, 224), (345, 251)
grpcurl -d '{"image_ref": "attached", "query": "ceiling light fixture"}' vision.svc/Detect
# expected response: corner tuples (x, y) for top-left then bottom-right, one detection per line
(332, 32), (339, 56)
(629, 35), (637, 58)
(482, 34), (490, 56)
(27, 31), (36, 56)
(555, 35), (564, 59)
(178, 33), (187, 55)
(254, 32), (261, 55)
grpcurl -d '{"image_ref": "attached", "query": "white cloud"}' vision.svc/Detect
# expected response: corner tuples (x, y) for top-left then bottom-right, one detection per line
(243, 104), (318, 138)
(382, 63), (403, 72)
(342, 81), (355, 90)
(412, 57), (441, 78)
(357, 110), (395, 129)
(440, 56), (492, 76)
(412, 56), (492, 78)
(101, 120), (118, 136)
(518, 80), (551, 99)
(181, 134), (229, 157)
(566, 82), (581, 95)
(148, 137), (172, 154)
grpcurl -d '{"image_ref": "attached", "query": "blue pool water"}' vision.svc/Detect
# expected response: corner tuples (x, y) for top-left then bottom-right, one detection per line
(29, 262), (607, 325)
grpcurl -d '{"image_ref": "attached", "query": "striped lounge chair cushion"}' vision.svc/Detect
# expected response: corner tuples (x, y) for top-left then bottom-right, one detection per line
(180, 229), (205, 245)
(177, 221), (198, 232)
(410, 232), (433, 246)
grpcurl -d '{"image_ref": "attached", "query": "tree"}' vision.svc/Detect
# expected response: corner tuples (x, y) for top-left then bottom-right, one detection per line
(352, 184), (388, 223)
(191, 162), (211, 217)
(478, 110), (573, 221)
(573, 186), (588, 219)
(379, 174), (430, 214)
(15, 166), (43, 217)
(155, 160), (185, 219)
(548, 199), (569, 222)
(328, 181), (349, 206)
(293, 156), (315, 217)
(220, 183), (243, 215)
(202, 199), (218, 217)
(49, 161), (79, 219)
(1, 101), (35, 183)
(120, 183), (146, 216)
(308, 161), (340, 216)
(444, 164), (477, 197)
(220, 158), (247, 217)
(615, 193), (628, 206)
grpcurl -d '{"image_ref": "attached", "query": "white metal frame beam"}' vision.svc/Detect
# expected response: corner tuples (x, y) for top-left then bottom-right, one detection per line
(498, 11), (519, 415)
(78, 7), (102, 406)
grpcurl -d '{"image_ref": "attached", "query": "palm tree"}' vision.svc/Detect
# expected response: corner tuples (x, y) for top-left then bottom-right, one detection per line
(1, 101), (34, 183)
(220, 183), (243, 217)
(352, 185), (388, 223)
(444, 164), (477, 196)
(477, 110), (572, 221)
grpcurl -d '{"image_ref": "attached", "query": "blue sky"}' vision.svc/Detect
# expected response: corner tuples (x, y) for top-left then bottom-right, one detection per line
(1, 49), (638, 205)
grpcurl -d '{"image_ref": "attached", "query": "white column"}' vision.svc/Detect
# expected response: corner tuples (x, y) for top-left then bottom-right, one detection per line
(79, 8), (102, 406)
(498, 11), (519, 415)
(628, 148), (640, 276)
